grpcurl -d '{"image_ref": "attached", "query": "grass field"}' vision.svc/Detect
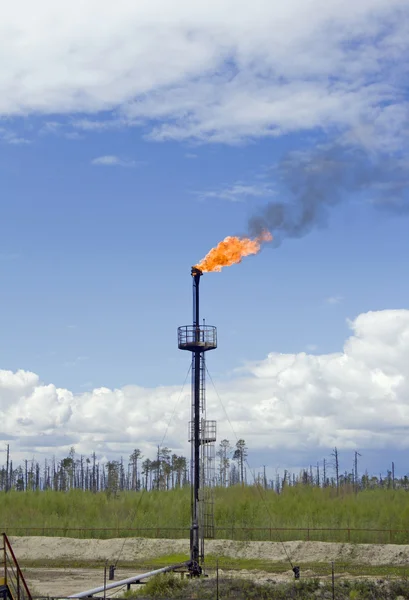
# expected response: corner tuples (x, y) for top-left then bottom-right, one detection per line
(1, 486), (409, 543)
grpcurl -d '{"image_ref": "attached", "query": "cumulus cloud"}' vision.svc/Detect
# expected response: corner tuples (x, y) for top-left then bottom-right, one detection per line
(0, 1), (408, 145)
(1, 309), (408, 466)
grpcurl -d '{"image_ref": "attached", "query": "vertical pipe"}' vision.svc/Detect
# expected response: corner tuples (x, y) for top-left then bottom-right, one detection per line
(193, 272), (200, 328)
(192, 350), (200, 564)
(191, 268), (202, 566)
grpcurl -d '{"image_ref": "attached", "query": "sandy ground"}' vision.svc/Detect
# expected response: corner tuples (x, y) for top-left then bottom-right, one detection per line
(9, 537), (409, 598)
(24, 567), (138, 598)
(17, 566), (328, 598)
(22, 566), (338, 598)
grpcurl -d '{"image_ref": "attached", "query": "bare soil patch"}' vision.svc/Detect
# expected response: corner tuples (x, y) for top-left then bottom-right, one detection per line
(9, 537), (409, 598)
(24, 567), (138, 598)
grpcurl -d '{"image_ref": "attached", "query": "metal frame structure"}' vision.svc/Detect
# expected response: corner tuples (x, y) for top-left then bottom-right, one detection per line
(0, 533), (32, 600)
(178, 267), (217, 573)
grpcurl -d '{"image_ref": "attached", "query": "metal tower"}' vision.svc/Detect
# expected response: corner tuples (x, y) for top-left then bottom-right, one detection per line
(178, 267), (217, 573)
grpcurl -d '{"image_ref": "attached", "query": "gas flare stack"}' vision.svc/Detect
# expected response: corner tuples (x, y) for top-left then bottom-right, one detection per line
(178, 267), (217, 576)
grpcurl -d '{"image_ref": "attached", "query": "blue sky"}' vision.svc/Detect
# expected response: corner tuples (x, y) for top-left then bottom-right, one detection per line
(1, 127), (408, 391)
(1, 0), (409, 476)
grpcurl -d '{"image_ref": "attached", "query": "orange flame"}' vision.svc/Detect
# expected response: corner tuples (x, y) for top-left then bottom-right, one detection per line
(195, 231), (273, 273)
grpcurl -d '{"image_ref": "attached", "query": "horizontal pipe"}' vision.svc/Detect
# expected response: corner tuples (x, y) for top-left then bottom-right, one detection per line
(68, 562), (190, 598)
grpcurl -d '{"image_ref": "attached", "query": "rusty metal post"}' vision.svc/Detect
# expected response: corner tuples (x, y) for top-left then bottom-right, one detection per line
(216, 558), (219, 600)
(3, 534), (7, 587)
(331, 561), (335, 600)
(103, 562), (107, 600)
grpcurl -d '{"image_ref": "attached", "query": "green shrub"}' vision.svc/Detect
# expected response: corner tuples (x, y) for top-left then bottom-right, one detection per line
(2, 486), (409, 543)
(142, 573), (188, 598)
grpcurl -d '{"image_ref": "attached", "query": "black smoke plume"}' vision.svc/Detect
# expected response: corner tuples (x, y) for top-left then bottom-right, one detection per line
(248, 143), (409, 244)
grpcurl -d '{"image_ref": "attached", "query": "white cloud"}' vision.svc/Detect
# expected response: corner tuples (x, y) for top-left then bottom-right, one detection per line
(91, 155), (137, 167)
(73, 119), (130, 132)
(325, 296), (344, 305)
(1, 309), (409, 465)
(0, 128), (30, 145)
(0, 1), (407, 145)
(199, 182), (275, 202)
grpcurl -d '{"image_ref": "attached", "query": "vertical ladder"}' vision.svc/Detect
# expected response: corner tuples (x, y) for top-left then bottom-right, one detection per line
(0, 534), (32, 600)
(199, 418), (217, 557)
(201, 441), (216, 539)
(198, 355), (216, 542)
(199, 354), (206, 412)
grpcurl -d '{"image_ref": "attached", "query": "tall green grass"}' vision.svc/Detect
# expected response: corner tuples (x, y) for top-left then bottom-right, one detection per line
(1, 486), (408, 542)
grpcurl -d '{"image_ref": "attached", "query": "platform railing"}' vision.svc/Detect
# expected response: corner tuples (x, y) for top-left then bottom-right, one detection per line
(178, 325), (217, 349)
(1, 533), (32, 600)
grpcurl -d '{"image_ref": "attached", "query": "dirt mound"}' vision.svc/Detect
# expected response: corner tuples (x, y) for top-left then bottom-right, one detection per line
(10, 536), (409, 566)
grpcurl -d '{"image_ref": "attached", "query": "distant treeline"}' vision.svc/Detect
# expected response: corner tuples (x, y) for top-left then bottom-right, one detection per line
(0, 439), (248, 494)
(0, 441), (406, 494)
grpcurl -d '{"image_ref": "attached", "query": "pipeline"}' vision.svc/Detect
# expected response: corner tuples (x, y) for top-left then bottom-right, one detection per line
(68, 561), (190, 598)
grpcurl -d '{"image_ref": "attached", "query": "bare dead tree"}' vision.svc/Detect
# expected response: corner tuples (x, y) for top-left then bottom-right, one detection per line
(5, 444), (10, 493)
(354, 451), (361, 494)
(233, 439), (248, 485)
(332, 448), (339, 494)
